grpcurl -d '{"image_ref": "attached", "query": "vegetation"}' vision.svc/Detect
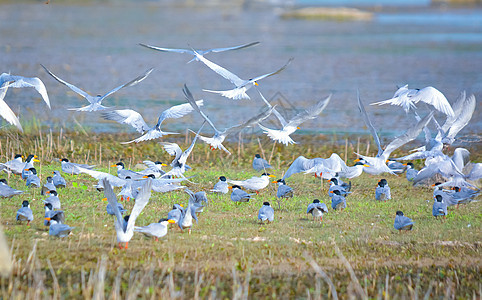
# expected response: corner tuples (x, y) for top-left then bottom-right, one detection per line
(0, 129), (480, 299)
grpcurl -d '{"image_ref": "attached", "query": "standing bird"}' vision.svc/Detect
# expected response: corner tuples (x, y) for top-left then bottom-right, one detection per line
(258, 202), (274, 224)
(21, 155), (39, 180)
(230, 185), (255, 203)
(0, 179), (23, 198)
(0, 154), (24, 175)
(139, 41), (259, 63)
(211, 176), (229, 194)
(178, 197), (198, 234)
(52, 171), (67, 188)
(45, 214), (74, 237)
(41, 64), (152, 112)
(193, 49), (293, 100)
(432, 195), (448, 221)
(306, 199), (328, 221)
(102, 100), (203, 144)
(60, 158), (95, 175)
(44, 203), (65, 226)
(253, 154), (272, 171)
(328, 178), (351, 197)
(375, 179), (391, 201)
(44, 190), (61, 209)
(16, 200), (33, 226)
(393, 211), (414, 232)
(103, 178), (152, 249)
(134, 218), (175, 241)
(227, 173), (276, 194)
(41, 176), (57, 195)
(112, 162), (145, 180)
(25, 168), (41, 188)
(331, 190), (347, 211)
(404, 163), (418, 182)
(274, 179), (293, 209)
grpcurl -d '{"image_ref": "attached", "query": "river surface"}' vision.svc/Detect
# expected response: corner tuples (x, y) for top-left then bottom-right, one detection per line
(0, 1), (481, 142)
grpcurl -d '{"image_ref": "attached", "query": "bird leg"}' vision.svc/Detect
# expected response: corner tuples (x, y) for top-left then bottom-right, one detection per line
(320, 216), (322, 222)
(155, 237), (159, 242)
(124, 242), (129, 249)
(126, 197), (130, 202)
(27, 221), (30, 226)
(256, 191), (259, 195)
(118, 242), (123, 249)
(188, 228), (191, 235)
(120, 196), (124, 201)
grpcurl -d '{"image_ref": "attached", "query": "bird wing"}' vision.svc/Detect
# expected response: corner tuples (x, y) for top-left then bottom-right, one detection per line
(358, 91), (383, 157)
(208, 41), (260, 53)
(179, 122), (205, 165)
(6, 74), (50, 109)
(286, 94), (331, 128)
(0, 85), (23, 132)
(102, 109), (150, 133)
(256, 88), (287, 126)
(183, 84), (219, 133)
(193, 49), (245, 86)
(77, 167), (126, 187)
(41, 64), (91, 104)
(156, 100), (203, 127)
(246, 58), (293, 86)
(282, 156), (316, 180)
(159, 142), (183, 161)
(445, 94), (476, 141)
(142, 160), (157, 169)
(126, 178), (152, 234)
(102, 178), (125, 232)
(411, 86), (454, 117)
(139, 43), (193, 54)
(100, 68), (153, 100)
(440, 91), (466, 135)
(225, 105), (275, 135)
(382, 111), (434, 160)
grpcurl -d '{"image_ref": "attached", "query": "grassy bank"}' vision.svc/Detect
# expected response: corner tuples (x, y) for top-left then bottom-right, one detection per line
(0, 130), (481, 299)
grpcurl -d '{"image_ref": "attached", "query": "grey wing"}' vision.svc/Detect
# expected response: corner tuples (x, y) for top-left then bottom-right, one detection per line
(283, 156), (315, 180)
(256, 88), (287, 126)
(412, 86), (454, 117)
(0, 85), (22, 131)
(286, 95), (331, 129)
(159, 142), (183, 164)
(41, 64), (90, 104)
(183, 85), (219, 133)
(6, 74), (51, 109)
(139, 43), (193, 54)
(382, 111), (434, 159)
(77, 167), (126, 187)
(208, 42), (260, 53)
(440, 91), (466, 134)
(192, 49), (245, 86)
(248, 58), (293, 84)
(103, 178), (125, 231)
(179, 123), (205, 165)
(358, 91), (383, 156)
(468, 163), (482, 181)
(100, 68), (153, 100)
(156, 100), (203, 127)
(306, 203), (315, 214)
(445, 94), (476, 141)
(126, 178), (152, 234)
(225, 105), (275, 135)
(102, 109), (150, 133)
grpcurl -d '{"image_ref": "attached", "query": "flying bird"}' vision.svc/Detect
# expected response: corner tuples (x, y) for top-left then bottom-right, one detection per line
(41, 64), (152, 112)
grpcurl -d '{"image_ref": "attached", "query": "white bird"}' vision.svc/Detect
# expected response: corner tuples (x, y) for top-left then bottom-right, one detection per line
(227, 173), (276, 193)
(41, 65), (152, 112)
(306, 199), (328, 221)
(303, 153), (348, 179)
(371, 85), (454, 117)
(134, 218), (175, 241)
(0, 154), (24, 175)
(60, 158), (95, 175)
(356, 92), (434, 175)
(258, 92), (332, 145)
(283, 155), (341, 180)
(139, 41), (259, 63)
(102, 100), (203, 144)
(160, 123), (205, 178)
(193, 48), (293, 100)
(0, 84), (22, 131)
(211, 176), (229, 194)
(103, 177), (152, 249)
(183, 84), (273, 154)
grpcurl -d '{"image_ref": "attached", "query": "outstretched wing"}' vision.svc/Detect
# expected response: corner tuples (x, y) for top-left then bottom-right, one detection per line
(445, 94), (476, 141)
(183, 84), (219, 133)
(103, 178), (125, 232)
(411, 86), (454, 117)
(100, 68), (153, 100)
(225, 105), (275, 135)
(77, 167), (126, 187)
(102, 109), (150, 133)
(179, 122), (206, 165)
(358, 91), (383, 157)
(41, 64), (90, 104)
(156, 100), (204, 127)
(5, 73), (50, 109)
(286, 94), (331, 128)
(208, 42), (260, 53)
(0, 85), (22, 131)
(139, 43), (193, 54)
(193, 49), (245, 87)
(247, 58), (293, 85)
(126, 178), (152, 234)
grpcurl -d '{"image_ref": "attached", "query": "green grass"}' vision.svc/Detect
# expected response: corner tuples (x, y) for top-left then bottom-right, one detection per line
(0, 130), (481, 299)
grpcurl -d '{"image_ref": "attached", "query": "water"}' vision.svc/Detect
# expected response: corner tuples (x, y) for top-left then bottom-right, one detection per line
(0, 1), (480, 142)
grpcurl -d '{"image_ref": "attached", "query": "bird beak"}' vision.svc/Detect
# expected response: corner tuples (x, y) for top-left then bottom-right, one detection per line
(272, 181), (277, 183)
(142, 176), (149, 178)
(354, 158), (361, 162)
(34, 155), (38, 158)
(44, 217), (51, 221)
(34, 159), (40, 162)
(254, 82), (259, 86)
(180, 204), (184, 207)
(168, 219), (176, 224)
(386, 160), (389, 163)
(102, 197), (107, 201)
(269, 174), (276, 178)
(110, 164), (117, 167)
(59, 159), (62, 162)
(228, 186), (233, 189)
(363, 164), (370, 167)
(52, 171), (55, 174)
(24, 169), (29, 171)
(46, 191), (50, 194)
(431, 183), (436, 187)
(297, 127), (300, 130)
(161, 163), (168, 167)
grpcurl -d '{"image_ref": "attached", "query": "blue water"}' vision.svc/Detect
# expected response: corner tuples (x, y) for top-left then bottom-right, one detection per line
(0, 1), (480, 142)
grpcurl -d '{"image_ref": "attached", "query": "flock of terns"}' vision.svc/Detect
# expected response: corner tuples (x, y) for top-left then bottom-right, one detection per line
(0, 41), (480, 249)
